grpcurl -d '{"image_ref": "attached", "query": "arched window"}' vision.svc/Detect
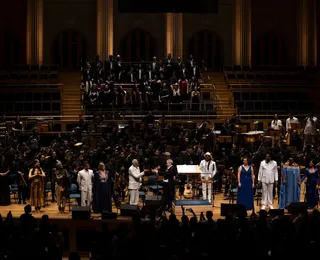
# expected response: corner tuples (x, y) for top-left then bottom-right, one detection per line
(254, 31), (288, 65)
(119, 28), (157, 61)
(188, 30), (224, 71)
(51, 29), (87, 69)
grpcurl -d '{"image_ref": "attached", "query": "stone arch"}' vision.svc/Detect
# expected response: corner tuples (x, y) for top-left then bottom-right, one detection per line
(254, 31), (289, 65)
(119, 28), (158, 61)
(187, 30), (224, 71)
(51, 29), (87, 69)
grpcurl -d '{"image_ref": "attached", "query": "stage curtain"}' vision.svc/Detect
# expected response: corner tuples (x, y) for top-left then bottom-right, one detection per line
(51, 29), (86, 69)
(254, 31), (288, 66)
(119, 28), (157, 61)
(188, 30), (223, 71)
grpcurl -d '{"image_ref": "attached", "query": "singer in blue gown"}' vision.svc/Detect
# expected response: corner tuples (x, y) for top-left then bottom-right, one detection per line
(279, 158), (301, 209)
(237, 158), (254, 210)
(301, 160), (319, 209)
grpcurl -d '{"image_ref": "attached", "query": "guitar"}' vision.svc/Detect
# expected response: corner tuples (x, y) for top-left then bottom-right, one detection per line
(183, 183), (193, 199)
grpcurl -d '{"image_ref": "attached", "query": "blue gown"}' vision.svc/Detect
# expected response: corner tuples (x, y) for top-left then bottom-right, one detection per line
(237, 165), (254, 210)
(301, 168), (319, 209)
(279, 167), (300, 209)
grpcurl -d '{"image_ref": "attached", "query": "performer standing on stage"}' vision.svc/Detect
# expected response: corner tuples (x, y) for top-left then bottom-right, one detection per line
(0, 165), (10, 206)
(237, 157), (254, 210)
(93, 162), (112, 213)
(28, 159), (46, 212)
(279, 158), (300, 209)
(301, 160), (319, 209)
(77, 162), (94, 207)
(128, 159), (145, 206)
(199, 152), (216, 203)
(53, 162), (69, 213)
(258, 153), (278, 210)
(154, 159), (177, 212)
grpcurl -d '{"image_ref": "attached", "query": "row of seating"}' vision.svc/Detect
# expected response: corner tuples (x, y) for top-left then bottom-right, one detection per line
(224, 65), (318, 72)
(0, 65), (59, 81)
(0, 88), (61, 115)
(228, 83), (307, 90)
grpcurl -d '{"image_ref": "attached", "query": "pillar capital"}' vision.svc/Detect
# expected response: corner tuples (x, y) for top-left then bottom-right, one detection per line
(26, 0), (43, 65)
(97, 0), (114, 60)
(233, 0), (251, 65)
(166, 13), (183, 59)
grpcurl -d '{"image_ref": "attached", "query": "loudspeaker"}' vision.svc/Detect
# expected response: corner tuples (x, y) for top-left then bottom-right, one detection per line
(269, 209), (284, 216)
(145, 196), (162, 216)
(287, 202), (308, 214)
(220, 203), (246, 217)
(120, 204), (139, 216)
(72, 206), (91, 220)
(101, 212), (117, 219)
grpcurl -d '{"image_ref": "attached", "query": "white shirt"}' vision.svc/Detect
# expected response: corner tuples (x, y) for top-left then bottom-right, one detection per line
(271, 119), (282, 130)
(77, 169), (94, 191)
(199, 160), (217, 178)
(128, 165), (144, 190)
(286, 117), (298, 130)
(258, 160), (278, 184)
(304, 117), (318, 135)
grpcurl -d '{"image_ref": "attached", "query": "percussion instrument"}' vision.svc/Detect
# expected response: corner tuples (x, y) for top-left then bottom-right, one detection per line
(242, 131), (264, 143)
(75, 142), (83, 147)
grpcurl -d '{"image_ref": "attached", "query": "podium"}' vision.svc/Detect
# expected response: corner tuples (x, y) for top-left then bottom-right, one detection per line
(177, 165), (201, 183)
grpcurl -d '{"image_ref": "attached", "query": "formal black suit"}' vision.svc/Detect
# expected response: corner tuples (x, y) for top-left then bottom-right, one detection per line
(158, 165), (177, 211)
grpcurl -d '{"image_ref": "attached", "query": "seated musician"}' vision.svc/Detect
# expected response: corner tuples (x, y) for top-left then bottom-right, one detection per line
(286, 113), (299, 132)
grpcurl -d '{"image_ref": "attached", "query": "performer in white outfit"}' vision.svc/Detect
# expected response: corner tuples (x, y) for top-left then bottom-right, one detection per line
(199, 152), (216, 203)
(77, 162), (94, 207)
(128, 159), (145, 205)
(258, 153), (278, 210)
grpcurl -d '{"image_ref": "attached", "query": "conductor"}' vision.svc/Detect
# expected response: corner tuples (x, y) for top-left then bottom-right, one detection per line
(154, 159), (177, 213)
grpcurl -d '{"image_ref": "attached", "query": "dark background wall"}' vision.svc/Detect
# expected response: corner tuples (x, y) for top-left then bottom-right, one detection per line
(0, 0), (27, 68)
(1, 0), (319, 69)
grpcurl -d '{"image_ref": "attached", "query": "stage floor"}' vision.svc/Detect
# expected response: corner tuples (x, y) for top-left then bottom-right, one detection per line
(0, 188), (307, 221)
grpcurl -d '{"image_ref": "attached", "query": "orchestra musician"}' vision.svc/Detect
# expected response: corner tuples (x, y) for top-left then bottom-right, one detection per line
(270, 114), (283, 147)
(128, 159), (145, 206)
(53, 162), (69, 213)
(28, 159), (46, 212)
(304, 113), (318, 149)
(199, 152), (216, 203)
(285, 113), (299, 132)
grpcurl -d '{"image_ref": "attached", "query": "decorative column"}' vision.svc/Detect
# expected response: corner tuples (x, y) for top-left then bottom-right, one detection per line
(233, 0), (251, 65)
(297, 0), (317, 66)
(97, 0), (114, 59)
(26, 0), (43, 65)
(166, 13), (183, 59)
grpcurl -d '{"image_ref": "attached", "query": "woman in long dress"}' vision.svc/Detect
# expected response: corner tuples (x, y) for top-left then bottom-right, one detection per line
(237, 157), (254, 210)
(301, 160), (319, 209)
(28, 159), (46, 212)
(279, 158), (300, 209)
(93, 162), (112, 213)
